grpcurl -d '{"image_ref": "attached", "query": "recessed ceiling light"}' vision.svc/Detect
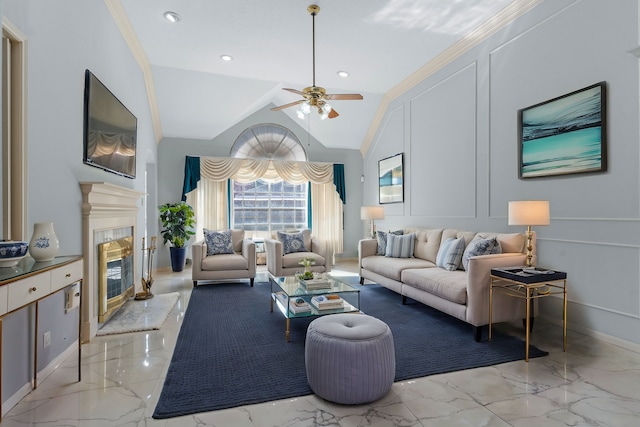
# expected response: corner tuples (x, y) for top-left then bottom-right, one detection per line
(163, 11), (181, 23)
(337, 71), (350, 78)
(220, 55), (233, 61)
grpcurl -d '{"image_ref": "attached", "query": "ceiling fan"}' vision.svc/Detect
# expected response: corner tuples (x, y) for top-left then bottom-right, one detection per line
(271, 4), (363, 119)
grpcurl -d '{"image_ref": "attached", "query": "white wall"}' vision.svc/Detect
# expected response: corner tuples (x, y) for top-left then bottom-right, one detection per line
(1, 0), (157, 407)
(365, 0), (640, 345)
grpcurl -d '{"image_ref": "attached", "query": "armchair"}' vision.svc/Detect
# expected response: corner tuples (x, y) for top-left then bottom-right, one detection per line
(191, 229), (256, 287)
(264, 229), (332, 277)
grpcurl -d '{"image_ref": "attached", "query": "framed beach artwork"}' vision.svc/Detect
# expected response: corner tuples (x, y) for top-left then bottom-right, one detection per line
(379, 153), (404, 204)
(518, 82), (607, 178)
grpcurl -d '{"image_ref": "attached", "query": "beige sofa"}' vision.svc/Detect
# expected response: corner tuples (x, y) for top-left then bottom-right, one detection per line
(359, 228), (534, 341)
(192, 229), (256, 287)
(265, 229), (332, 277)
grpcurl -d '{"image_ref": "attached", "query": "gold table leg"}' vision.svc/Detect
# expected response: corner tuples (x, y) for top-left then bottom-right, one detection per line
(488, 278), (494, 341)
(563, 279), (567, 352)
(525, 287), (531, 362)
(285, 318), (290, 342)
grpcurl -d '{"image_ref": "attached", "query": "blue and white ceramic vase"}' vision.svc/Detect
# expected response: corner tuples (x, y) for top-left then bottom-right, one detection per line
(29, 222), (60, 262)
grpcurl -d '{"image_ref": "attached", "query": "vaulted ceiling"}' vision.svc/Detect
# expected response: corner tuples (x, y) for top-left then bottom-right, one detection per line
(114, 0), (534, 151)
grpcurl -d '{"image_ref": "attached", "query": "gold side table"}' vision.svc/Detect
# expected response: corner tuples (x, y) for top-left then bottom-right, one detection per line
(489, 267), (567, 361)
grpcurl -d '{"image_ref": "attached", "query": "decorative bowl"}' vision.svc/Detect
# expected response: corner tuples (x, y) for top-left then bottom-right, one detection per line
(0, 241), (29, 267)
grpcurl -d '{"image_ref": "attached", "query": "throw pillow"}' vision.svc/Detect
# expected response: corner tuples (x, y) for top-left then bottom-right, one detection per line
(385, 233), (415, 258)
(376, 230), (404, 255)
(203, 229), (234, 256)
(461, 236), (502, 270)
(277, 231), (308, 255)
(435, 237), (465, 271)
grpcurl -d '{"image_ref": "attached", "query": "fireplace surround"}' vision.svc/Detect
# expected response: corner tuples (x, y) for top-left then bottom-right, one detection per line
(80, 182), (144, 340)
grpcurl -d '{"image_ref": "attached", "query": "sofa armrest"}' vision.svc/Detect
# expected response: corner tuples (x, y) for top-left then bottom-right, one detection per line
(358, 239), (378, 266)
(265, 238), (283, 276)
(241, 238), (256, 260)
(311, 237), (333, 272)
(191, 240), (207, 276)
(192, 240), (206, 261)
(465, 253), (526, 326)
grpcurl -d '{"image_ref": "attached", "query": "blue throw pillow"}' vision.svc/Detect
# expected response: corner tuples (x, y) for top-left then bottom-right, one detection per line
(204, 229), (234, 256)
(277, 231), (308, 255)
(376, 230), (403, 255)
(385, 233), (415, 258)
(436, 237), (465, 271)
(462, 236), (502, 270)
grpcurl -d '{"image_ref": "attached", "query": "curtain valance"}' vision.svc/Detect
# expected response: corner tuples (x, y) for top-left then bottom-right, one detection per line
(199, 157), (333, 183)
(182, 156), (346, 204)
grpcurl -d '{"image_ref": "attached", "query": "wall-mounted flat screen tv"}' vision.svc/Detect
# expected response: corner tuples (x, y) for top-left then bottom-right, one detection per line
(83, 69), (137, 178)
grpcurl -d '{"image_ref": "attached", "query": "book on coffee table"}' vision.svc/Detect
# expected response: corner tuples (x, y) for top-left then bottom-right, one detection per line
(289, 297), (311, 314)
(299, 277), (331, 290)
(310, 294), (344, 310)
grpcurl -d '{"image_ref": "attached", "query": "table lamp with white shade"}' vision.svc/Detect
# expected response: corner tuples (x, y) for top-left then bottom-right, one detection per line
(508, 200), (550, 267)
(361, 206), (384, 238)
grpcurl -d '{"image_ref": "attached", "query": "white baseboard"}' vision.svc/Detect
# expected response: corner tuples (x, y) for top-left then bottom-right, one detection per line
(540, 315), (640, 354)
(2, 340), (79, 417)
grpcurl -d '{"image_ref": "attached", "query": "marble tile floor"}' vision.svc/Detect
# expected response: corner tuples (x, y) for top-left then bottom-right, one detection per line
(2, 261), (640, 426)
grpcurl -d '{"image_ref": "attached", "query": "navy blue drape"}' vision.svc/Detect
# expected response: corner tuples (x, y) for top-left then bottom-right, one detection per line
(333, 164), (346, 204)
(181, 156), (201, 201)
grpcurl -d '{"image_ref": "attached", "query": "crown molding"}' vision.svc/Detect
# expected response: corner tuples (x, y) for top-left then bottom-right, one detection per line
(104, 0), (163, 143)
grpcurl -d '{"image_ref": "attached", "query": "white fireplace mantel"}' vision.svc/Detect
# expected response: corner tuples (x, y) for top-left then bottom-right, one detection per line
(80, 182), (144, 341)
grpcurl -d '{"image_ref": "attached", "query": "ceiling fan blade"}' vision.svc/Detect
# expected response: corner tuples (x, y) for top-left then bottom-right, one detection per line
(325, 93), (363, 100)
(271, 100), (305, 111)
(328, 109), (339, 119)
(283, 88), (307, 96)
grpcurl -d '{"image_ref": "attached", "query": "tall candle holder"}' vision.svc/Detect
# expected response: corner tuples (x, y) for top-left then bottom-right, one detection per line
(135, 236), (156, 300)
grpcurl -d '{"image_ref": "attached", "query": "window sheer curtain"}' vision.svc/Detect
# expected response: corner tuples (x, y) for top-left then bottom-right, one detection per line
(182, 156), (345, 255)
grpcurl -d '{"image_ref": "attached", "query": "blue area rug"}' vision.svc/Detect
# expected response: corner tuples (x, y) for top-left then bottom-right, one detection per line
(153, 278), (547, 419)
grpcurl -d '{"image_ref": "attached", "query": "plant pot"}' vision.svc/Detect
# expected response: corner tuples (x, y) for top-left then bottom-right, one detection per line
(170, 246), (188, 272)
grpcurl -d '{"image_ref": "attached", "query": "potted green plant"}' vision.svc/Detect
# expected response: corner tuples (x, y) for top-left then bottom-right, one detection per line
(159, 202), (195, 272)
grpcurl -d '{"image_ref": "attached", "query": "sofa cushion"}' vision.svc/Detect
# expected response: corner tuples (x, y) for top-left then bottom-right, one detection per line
(277, 231), (308, 254)
(401, 268), (468, 305)
(498, 233), (525, 253)
(282, 252), (326, 269)
(435, 237), (465, 271)
(441, 229), (477, 247)
(361, 256), (434, 281)
(461, 236), (502, 270)
(201, 252), (248, 271)
(385, 233), (415, 258)
(411, 228), (443, 263)
(376, 230), (403, 255)
(203, 229), (235, 255)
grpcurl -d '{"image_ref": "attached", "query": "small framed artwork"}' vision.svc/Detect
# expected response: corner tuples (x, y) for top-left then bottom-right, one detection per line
(518, 82), (607, 178)
(378, 153), (404, 204)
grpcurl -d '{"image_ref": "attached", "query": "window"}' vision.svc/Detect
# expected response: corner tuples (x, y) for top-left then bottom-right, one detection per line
(232, 179), (308, 236)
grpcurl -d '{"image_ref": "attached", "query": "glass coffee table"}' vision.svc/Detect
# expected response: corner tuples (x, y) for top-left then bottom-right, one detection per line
(269, 273), (360, 342)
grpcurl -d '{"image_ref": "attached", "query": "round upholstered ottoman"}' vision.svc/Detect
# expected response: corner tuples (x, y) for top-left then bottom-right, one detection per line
(305, 313), (395, 404)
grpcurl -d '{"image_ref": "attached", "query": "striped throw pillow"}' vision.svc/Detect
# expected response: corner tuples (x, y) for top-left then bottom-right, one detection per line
(385, 233), (415, 258)
(435, 237), (465, 271)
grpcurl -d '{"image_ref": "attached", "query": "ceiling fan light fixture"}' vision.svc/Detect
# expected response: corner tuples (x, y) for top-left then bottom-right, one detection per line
(270, 4), (362, 119)
(320, 103), (332, 120)
(163, 11), (181, 23)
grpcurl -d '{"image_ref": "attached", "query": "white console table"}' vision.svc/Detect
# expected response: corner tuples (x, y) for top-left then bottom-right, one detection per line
(0, 255), (83, 420)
